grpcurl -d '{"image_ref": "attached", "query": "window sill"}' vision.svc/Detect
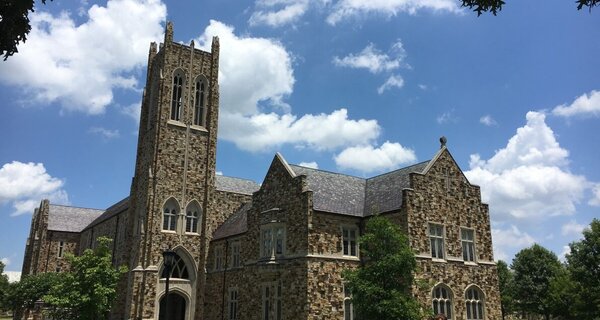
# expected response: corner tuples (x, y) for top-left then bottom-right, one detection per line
(167, 120), (186, 128)
(190, 125), (208, 133)
(184, 232), (200, 236)
(431, 258), (447, 263)
(161, 230), (177, 234)
(464, 261), (478, 266)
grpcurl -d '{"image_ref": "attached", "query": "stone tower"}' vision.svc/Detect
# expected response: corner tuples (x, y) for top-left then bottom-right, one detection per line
(122, 22), (220, 320)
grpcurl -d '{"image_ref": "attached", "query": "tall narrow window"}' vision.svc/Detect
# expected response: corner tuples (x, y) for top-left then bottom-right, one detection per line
(342, 227), (358, 256)
(465, 287), (485, 320)
(194, 78), (206, 126)
(57, 241), (64, 258)
(228, 287), (239, 320)
(429, 223), (445, 259)
(170, 71), (184, 121)
(185, 202), (201, 234)
(275, 281), (282, 320)
(214, 246), (224, 271)
(432, 285), (453, 319)
(260, 225), (285, 259)
(461, 228), (476, 262)
(231, 241), (241, 268)
(344, 285), (355, 320)
(162, 199), (178, 232)
(262, 284), (270, 320)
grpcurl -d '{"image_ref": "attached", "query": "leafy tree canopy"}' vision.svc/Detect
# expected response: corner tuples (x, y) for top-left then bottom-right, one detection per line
(3, 272), (62, 315)
(461, 0), (599, 16)
(511, 244), (562, 319)
(496, 260), (514, 320)
(0, 0), (53, 60)
(343, 216), (425, 320)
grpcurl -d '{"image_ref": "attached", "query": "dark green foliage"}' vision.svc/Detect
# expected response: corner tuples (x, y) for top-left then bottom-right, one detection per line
(546, 269), (585, 319)
(461, 0), (598, 15)
(0, 261), (9, 311)
(496, 260), (514, 320)
(343, 216), (425, 320)
(43, 237), (127, 320)
(4, 272), (62, 316)
(566, 218), (600, 318)
(511, 244), (562, 319)
(0, 0), (52, 60)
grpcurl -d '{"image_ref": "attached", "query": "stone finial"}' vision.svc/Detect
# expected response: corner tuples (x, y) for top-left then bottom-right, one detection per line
(164, 21), (174, 44)
(211, 36), (220, 53)
(190, 39), (195, 48)
(440, 136), (447, 148)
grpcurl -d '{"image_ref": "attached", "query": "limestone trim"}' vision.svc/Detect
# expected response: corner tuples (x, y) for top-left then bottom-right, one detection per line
(167, 119), (186, 128)
(161, 197), (180, 232)
(464, 284), (486, 320)
(156, 246), (197, 320)
(183, 199), (202, 235)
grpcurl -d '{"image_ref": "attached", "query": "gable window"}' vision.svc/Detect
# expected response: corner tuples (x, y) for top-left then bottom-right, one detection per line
(429, 223), (445, 259)
(465, 287), (485, 320)
(260, 225), (285, 259)
(185, 202), (201, 234)
(432, 285), (453, 319)
(57, 241), (65, 258)
(228, 287), (239, 320)
(214, 246), (224, 271)
(342, 227), (358, 257)
(231, 241), (241, 268)
(170, 70), (184, 121)
(161, 252), (189, 279)
(193, 78), (206, 126)
(344, 285), (355, 320)
(461, 228), (475, 262)
(162, 199), (178, 232)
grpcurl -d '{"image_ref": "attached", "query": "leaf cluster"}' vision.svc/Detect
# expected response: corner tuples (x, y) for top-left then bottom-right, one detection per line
(0, 0), (51, 60)
(343, 216), (425, 320)
(461, 0), (598, 16)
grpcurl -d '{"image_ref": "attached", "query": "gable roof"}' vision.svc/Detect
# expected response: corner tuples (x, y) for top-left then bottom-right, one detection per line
(215, 175), (260, 195)
(288, 161), (430, 217)
(84, 197), (130, 231)
(47, 204), (104, 233)
(212, 202), (251, 240)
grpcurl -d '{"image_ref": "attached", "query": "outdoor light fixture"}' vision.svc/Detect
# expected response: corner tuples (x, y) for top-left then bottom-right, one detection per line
(162, 248), (176, 320)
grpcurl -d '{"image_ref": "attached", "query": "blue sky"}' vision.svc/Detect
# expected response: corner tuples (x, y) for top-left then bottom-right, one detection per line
(1, 0), (599, 273)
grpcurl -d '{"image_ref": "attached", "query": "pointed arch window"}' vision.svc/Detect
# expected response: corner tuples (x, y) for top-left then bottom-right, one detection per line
(185, 202), (201, 234)
(161, 252), (189, 279)
(193, 77), (207, 126)
(432, 284), (453, 319)
(171, 70), (185, 121)
(163, 199), (179, 232)
(465, 286), (485, 320)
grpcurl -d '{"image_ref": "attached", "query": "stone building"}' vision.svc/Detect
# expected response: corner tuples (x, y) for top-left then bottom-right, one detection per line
(21, 22), (501, 320)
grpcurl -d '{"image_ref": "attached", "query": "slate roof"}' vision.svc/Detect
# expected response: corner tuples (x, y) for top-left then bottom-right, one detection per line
(47, 204), (104, 233)
(215, 175), (260, 195)
(84, 197), (130, 231)
(212, 202), (251, 240)
(289, 161), (430, 216)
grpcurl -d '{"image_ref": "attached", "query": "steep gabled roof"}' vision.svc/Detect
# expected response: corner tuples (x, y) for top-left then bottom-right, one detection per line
(84, 197), (130, 231)
(215, 175), (260, 195)
(47, 204), (104, 233)
(289, 165), (366, 216)
(212, 202), (251, 240)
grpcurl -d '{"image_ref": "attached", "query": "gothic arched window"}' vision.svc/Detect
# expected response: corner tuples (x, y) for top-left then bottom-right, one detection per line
(465, 286), (485, 320)
(193, 77), (207, 126)
(170, 70), (185, 121)
(432, 284), (453, 319)
(162, 198), (179, 231)
(161, 252), (189, 279)
(185, 202), (201, 234)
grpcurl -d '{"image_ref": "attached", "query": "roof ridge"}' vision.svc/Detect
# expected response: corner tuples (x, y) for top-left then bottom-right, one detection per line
(366, 160), (431, 180)
(289, 164), (366, 181)
(217, 175), (259, 183)
(49, 203), (104, 211)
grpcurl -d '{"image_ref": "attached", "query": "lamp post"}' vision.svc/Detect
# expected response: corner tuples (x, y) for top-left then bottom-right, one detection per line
(162, 248), (176, 320)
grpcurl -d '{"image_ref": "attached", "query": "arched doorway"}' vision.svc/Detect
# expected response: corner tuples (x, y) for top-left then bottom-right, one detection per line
(158, 292), (186, 320)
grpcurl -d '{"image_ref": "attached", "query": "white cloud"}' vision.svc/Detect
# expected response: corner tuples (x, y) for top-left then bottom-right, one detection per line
(480, 115), (497, 126)
(436, 110), (458, 124)
(216, 171), (224, 176)
(298, 161), (319, 169)
(418, 84), (427, 90)
(590, 184), (600, 206)
(492, 225), (535, 261)
(0, 257), (10, 266)
(552, 90), (600, 118)
(559, 245), (571, 262)
(562, 220), (586, 236)
(249, 0), (310, 27)
(465, 111), (587, 219)
(326, 0), (461, 25)
(89, 127), (120, 139)
(0, 161), (69, 216)
(220, 109), (380, 152)
(377, 74), (404, 94)
(333, 41), (406, 74)
(0, 0), (166, 115)
(121, 102), (141, 122)
(334, 141), (416, 173)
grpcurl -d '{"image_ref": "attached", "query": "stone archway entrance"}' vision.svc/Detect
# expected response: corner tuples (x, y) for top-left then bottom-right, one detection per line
(158, 292), (186, 320)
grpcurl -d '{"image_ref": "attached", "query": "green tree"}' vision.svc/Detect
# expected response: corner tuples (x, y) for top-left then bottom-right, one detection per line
(511, 244), (562, 320)
(566, 218), (600, 318)
(43, 237), (127, 320)
(0, 0), (53, 60)
(0, 261), (9, 311)
(461, 0), (599, 16)
(496, 260), (514, 320)
(4, 272), (62, 317)
(546, 268), (585, 319)
(343, 216), (425, 320)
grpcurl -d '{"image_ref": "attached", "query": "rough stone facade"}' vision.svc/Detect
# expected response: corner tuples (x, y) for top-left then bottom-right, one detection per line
(21, 22), (500, 320)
